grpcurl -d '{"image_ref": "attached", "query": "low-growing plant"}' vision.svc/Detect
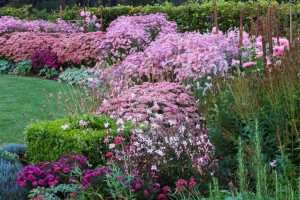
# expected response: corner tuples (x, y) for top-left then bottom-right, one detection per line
(0, 59), (11, 74)
(58, 67), (99, 87)
(0, 157), (28, 199)
(25, 114), (133, 165)
(2, 143), (27, 157)
(18, 153), (111, 199)
(12, 60), (32, 75)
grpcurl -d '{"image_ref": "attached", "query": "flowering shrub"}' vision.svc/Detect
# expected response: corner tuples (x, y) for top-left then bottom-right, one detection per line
(31, 50), (60, 70)
(98, 82), (215, 186)
(0, 32), (60, 62)
(51, 32), (105, 66)
(97, 82), (203, 129)
(97, 30), (239, 91)
(97, 13), (178, 66)
(0, 16), (78, 35)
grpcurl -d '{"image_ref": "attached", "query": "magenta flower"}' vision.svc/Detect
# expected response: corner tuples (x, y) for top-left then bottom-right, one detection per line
(162, 186), (171, 194)
(188, 178), (197, 188)
(114, 137), (125, 145)
(158, 193), (167, 200)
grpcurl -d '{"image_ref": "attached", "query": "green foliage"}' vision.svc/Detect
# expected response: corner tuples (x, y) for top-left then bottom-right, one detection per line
(59, 67), (93, 86)
(25, 114), (133, 166)
(0, 5), (31, 19)
(28, 185), (78, 200)
(197, 41), (300, 193)
(12, 60), (32, 75)
(0, 59), (11, 74)
(2, 1), (300, 35)
(105, 163), (137, 200)
(38, 68), (59, 79)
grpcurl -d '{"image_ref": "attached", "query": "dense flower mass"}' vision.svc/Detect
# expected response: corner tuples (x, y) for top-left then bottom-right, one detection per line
(31, 50), (60, 69)
(0, 31), (105, 65)
(97, 13), (178, 66)
(96, 30), (239, 91)
(51, 32), (105, 65)
(0, 32), (60, 62)
(0, 16), (78, 35)
(97, 82), (204, 130)
(17, 153), (110, 189)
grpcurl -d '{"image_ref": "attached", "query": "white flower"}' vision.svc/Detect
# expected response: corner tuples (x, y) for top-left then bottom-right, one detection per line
(155, 150), (164, 156)
(179, 125), (186, 134)
(109, 144), (116, 149)
(151, 165), (157, 171)
(147, 148), (154, 153)
(104, 122), (110, 128)
(155, 113), (163, 120)
(116, 118), (123, 125)
(61, 124), (70, 130)
(131, 93), (136, 98)
(168, 119), (177, 126)
(270, 160), (278, 167)
(150, 123), (160, 129)
(146, 109), (152, 115)
(79, 120), (88, 126)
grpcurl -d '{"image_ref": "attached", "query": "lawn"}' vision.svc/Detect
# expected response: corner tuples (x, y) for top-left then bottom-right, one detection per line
(0, 75), (74, 144)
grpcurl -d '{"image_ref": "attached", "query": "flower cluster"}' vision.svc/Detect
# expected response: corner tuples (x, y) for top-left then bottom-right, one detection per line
(241, 34), (289, 68)
(0, 16), (78, 35)
(0, 31), (104, 65)
(100, 82), (215, 184)
(97, 13), (178, 66)
(31, 50), (61, 69)
(0, 32), (61, 62)
(17, 153), (109, 189)
(97, 82), (203, 130)
(96, 30), (239, 91)
(51, 32), (105, 66)
(79, 11), (101, 32)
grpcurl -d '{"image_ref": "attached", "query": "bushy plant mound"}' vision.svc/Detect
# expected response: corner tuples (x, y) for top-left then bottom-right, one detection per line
(97, 82), (203, 130)
(51, 32), (105, 66)
(31, 50), (60, 70)
(0, 16), (78, 35)
(97, 30), (239, 91)
(98, 13), (178, 66)
(0, 32), (60, 62)
(25, 114), (133, 165)
(0, 148), (28, 199)
(2, 143), (27, 157)
(17, 153), (111, 199)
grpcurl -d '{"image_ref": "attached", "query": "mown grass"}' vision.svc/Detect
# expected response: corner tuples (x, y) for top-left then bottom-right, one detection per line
(0, 75), (74, 144)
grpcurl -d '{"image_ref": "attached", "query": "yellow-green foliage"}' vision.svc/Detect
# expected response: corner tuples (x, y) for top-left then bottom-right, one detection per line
(1, 1), (300, 36)
(26, 114), (133, 166)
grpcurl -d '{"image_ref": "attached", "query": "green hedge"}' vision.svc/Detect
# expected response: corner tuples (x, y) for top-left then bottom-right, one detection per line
(25, 114), (133, 166)
(1, 1), (300, 35)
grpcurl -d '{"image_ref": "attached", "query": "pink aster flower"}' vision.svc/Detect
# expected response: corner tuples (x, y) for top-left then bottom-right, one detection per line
(242, 62), (257, 68)
(95, 23), (101, 28)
